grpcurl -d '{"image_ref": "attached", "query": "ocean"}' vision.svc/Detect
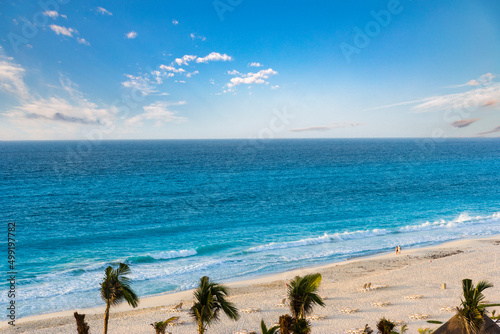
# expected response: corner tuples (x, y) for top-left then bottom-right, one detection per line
(1, 138), (499, 317)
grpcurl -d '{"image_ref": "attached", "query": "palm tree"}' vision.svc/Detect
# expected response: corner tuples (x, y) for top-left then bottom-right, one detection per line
(100, 263), (139, 334)
(456, 278), (499, 333)
(190, 276), (239, 334)
(150, 317), (179, 334)
(287, 273), (325, 320)
(376, 317), (395, 334)
(261, 319), (280, 334)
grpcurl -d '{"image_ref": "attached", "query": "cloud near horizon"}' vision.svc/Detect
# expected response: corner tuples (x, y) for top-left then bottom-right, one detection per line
(125, 101), (186, 127)
(478, 126), (500, 136)
(365, 73), (499, 114)
(290, 122), (363, 132)
(451, 119), (479, 128)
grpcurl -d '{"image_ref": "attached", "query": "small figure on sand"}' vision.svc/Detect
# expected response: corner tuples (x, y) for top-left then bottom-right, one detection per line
(398, 245), (402, 254)
(395, 246), (399, 255)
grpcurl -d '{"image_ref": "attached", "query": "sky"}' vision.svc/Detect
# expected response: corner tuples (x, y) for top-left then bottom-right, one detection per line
(0, 0), (499, 140)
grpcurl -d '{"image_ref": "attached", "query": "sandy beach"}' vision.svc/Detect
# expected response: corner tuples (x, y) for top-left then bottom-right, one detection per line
(3, 235), (500, 334)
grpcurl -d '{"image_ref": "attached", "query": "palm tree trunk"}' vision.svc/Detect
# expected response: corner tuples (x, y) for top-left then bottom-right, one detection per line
(103, 301), (110, 334)
(198, 320), (205, 334)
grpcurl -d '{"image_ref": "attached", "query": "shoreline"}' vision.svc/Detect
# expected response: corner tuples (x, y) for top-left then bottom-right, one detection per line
(4, 233), (500, 332)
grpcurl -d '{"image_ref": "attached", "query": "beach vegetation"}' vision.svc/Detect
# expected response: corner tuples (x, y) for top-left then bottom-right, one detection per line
(150, 316), (179, 334)
(362, 324), (374, 333)
(287, 273), (325, 320)
(456, 278), (500, 333)
(260, 319), (280, 334)
(100, 263), (139, 334)
(190, 276), (239, 334)
(417, 329), (433, 334)
(279, 314), (294, 334)
(376, 317), (395, 334)
(74, 312), (90, 334)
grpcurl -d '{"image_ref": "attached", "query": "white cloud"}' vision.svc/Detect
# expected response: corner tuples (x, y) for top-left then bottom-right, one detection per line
(190, 33), (206, 41)
(172, 19), (178, 25)
(174, 55), (197, 66)
(227, 70), (240, 75)
(0, 51), (28, 99)
(125, 101), (186, 127)
(185, 71), (199, 78)
(227, 68), (278, 88)
(97, 7), (112, 15)
(159, 65), (185, 73)
(77, 37), (90, 46)
(126, 31), (138, 39)
(248, 62), (262, 67)
(49, 25), (76, 37)
(271, 85), (279, 89)
(43, 10), (59, 19)
(196, 52), (232, 63)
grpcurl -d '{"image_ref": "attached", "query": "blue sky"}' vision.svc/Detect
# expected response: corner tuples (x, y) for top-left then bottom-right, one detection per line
(0, 0), (499, 140)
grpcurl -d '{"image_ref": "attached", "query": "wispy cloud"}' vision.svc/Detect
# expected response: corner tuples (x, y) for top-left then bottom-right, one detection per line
(3, 76), (115, 127)
(248, 62), (263, 67)
(226, 68), (278, 88)
(49, 25), (76, 37)
(290, 122), (363, 132)
(478, 126), (500, 136)
(0, 50), (29, 99)
(447, 73), (496, 88)
(172, 19), (179, 25)
(125, 31), (138, 39)
(121, 74), (158, 95)
(97, 7), (112, 16)
(125, 101), (186, 127)
(190, 33), (206, 41)
(451, 119), (479, 128)
(365, 73), (499, 113)
(411, 84), (500, 113)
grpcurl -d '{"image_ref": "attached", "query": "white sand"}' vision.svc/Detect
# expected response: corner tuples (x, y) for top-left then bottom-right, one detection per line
(2, 236), (500, 334)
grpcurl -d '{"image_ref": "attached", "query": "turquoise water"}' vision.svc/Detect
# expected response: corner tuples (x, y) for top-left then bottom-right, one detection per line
(1, 138), (499, 317)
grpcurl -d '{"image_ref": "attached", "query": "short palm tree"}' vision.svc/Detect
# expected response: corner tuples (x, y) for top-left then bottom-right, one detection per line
(150, 316), (179, 334)
(456, 278), (499, 333)
(261, 319), (280, 334)
(190, 276), (239, 334)
(100, 263), (139, 334)
(287, 273), (325, 320)
(376, 317), (395, 334)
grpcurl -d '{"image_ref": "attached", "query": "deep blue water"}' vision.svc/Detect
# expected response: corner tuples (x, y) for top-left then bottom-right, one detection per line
(1, 138), (499, 317)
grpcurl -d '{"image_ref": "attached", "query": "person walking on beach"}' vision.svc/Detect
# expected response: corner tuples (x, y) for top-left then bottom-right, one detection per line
(395, 246), (399, 255)
(398, 245), (402, 254)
